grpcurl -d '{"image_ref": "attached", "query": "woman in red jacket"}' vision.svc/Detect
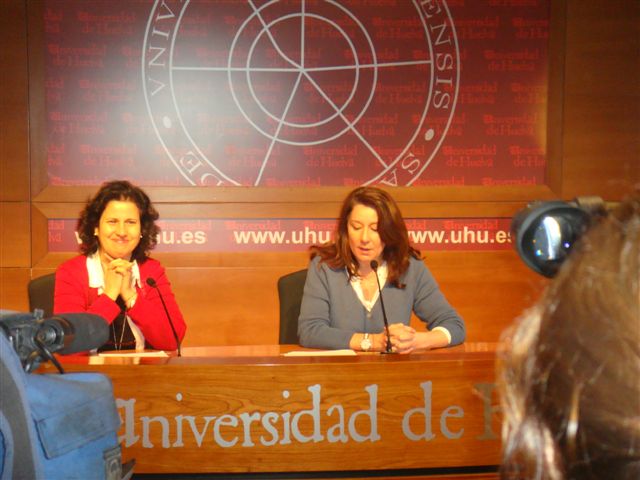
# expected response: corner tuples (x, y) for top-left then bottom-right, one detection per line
(54, 180), (186, 353)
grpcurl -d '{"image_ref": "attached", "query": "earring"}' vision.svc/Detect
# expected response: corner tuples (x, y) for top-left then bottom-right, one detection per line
(140, 234), (143, 238)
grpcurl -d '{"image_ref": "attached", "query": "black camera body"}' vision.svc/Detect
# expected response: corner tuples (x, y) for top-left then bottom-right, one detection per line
(0, 309), (108, 372)
(1, 310), (62, 371)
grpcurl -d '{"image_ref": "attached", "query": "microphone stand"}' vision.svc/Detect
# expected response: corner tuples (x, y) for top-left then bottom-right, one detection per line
(370, 261), (393, 354)
(146, 278), (181, 357)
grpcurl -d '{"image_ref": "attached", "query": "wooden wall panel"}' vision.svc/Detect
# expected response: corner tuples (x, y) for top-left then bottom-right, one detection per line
(563, 97), (640, 197)
(0, 202), (31, 267)
(0, 268), (31, 312)
(423, 251), (546, 343)
(171, 267), (284, 347)
(561, 0), (640, 199)
(0, 0), (29, 202)
(30, 196), (543, 224)
(0, 0), (30, 312)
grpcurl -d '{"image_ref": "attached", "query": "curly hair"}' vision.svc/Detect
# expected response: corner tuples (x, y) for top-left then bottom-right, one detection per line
(498, 191), (640, 479)
(310, 186), (420, 287)
(77, 180), (160, 263)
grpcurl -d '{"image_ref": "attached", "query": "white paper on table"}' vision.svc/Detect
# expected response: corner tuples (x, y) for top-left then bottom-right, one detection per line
(97, 351), (169, 358)
(283, 349), (357, 357)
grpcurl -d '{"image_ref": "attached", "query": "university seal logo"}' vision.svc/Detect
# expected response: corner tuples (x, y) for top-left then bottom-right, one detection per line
(142, 0), (459, 186)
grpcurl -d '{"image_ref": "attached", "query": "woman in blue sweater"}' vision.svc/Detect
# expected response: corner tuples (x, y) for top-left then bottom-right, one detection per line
(298, 186), (465, 353)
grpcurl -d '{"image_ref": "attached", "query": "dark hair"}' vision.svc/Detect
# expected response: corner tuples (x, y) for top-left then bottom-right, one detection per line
(310, 186), (420, 287)
(499, 192), (640, 479)
(77, 180), (160, 263)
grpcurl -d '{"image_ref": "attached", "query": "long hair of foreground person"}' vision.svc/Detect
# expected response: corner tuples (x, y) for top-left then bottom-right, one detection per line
(498, 192), (640, 480)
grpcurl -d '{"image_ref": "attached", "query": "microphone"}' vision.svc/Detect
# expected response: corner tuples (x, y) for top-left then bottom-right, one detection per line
(146, 277), (181, 356)
(0, 311), (109, 372)
(370, 260), (392, 353)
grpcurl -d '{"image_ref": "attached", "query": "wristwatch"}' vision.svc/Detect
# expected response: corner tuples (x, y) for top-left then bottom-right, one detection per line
(360, 333), (372, 352)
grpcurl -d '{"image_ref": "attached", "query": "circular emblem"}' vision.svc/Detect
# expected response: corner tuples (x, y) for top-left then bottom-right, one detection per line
(142, 0), (459, 186)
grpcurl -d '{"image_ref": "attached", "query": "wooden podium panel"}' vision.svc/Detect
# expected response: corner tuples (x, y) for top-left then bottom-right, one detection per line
(41, 344), (501, 475)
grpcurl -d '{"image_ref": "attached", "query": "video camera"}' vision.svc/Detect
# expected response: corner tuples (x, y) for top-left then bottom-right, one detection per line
(0, 310), (131, 479)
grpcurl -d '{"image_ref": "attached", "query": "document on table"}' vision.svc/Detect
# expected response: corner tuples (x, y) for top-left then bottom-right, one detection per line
(283, 349), (356, 357)
(97, 351), (169, 358)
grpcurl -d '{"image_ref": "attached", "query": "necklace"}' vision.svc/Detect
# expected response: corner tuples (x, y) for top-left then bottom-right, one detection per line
(111, 314), (128, 351)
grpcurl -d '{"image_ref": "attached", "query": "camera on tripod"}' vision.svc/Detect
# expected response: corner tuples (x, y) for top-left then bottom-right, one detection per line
(0, 309), (108, 373)
(0, 310), (131, 479)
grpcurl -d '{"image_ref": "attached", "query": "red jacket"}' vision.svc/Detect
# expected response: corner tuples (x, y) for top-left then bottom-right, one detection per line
(54, 255), (186, 351)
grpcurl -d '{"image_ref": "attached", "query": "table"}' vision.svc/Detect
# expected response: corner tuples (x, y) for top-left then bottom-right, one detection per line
(40, 343), (502, 475)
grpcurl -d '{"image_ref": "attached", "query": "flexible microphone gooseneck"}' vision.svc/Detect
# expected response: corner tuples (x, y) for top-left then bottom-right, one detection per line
(146, 277), (181, 356)
(370, 260), (392, 353)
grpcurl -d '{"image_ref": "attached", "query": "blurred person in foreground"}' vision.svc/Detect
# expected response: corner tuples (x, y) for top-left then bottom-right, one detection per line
(298, 186), (465, 353)
(54, 180), (186, 352)
(499, 192), (640, 479)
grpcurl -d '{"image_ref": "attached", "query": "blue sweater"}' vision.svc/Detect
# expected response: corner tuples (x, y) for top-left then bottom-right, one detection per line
(298, 256), (466, 349)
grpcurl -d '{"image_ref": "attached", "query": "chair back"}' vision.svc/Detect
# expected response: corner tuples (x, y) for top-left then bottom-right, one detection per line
(277, 269), (307, 344)
(28, 273), (56, 318)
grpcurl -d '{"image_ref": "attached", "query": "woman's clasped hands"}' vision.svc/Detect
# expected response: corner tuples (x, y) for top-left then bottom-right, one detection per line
(387, 323), (418, 354)
(102, 256), (136, 303)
